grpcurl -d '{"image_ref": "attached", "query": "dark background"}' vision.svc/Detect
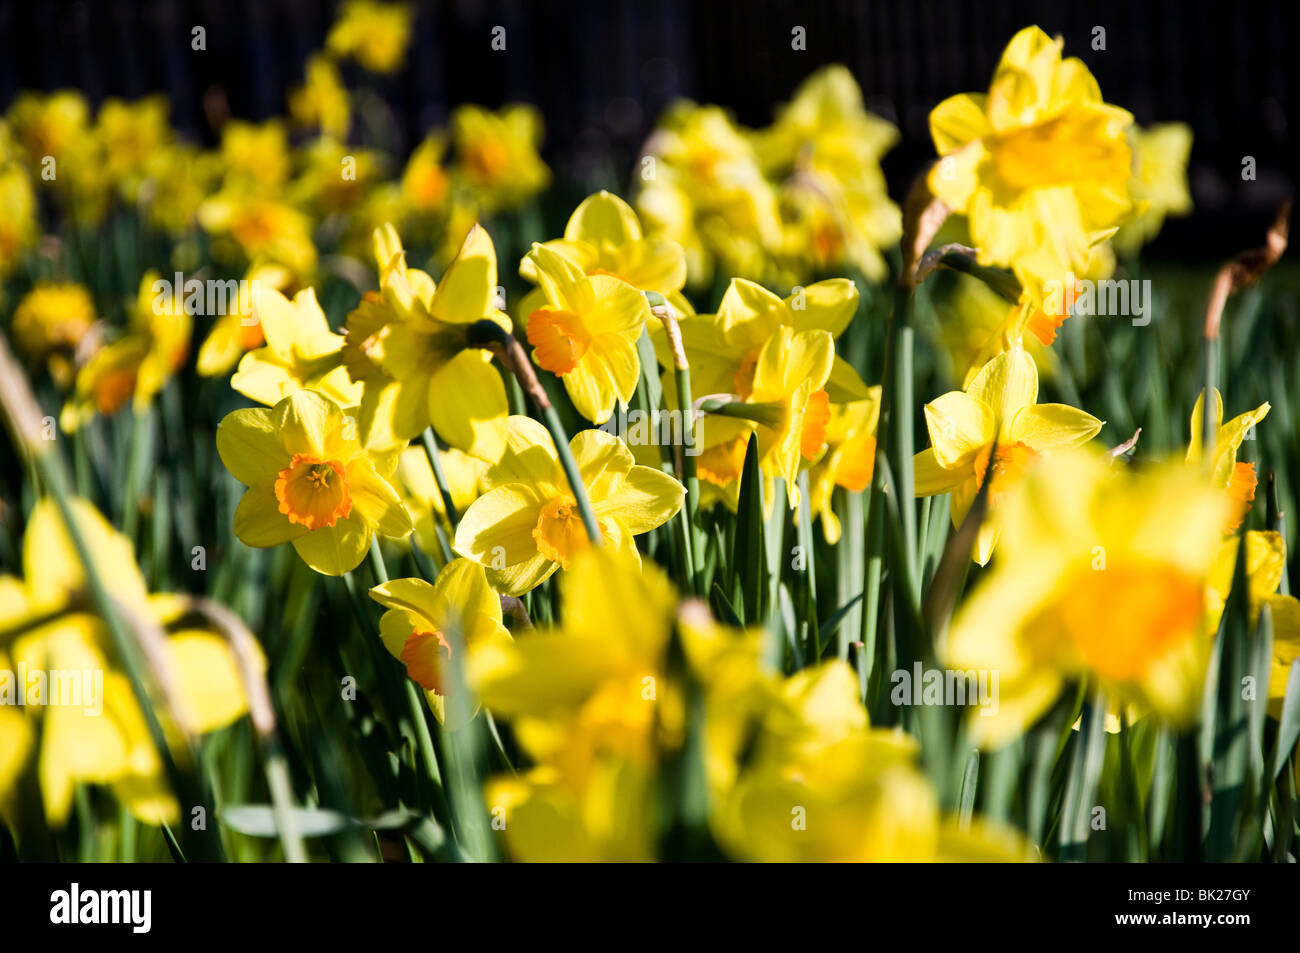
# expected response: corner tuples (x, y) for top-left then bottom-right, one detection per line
(0, 0), (1293, 259)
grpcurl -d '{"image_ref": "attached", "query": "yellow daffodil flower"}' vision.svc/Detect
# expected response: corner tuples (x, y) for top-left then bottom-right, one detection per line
(947, 448), (1233, 748)
(1187, 387), (1269, 530)
(197, 190), (318, 278)
(927, 26), (1134, 302)
(1113, 122), (1193, 254)
(11, 281), (96, 389)
(196, 263), (292, 377)
(451, 104), (550, 213)
(219, 119), (291, 193)
(520, 190), (688, 304)
(95, 95), (171, 201)
(6, 90), (90, 166)
(369, 558), (511, 724)
(231, 286), (361, 407)
(347, 222), (512, 457)
(289, 53), (351, 139)
(326, 0), (413, 73)
(914, 347), (1103, 564)
(60, 272), (192, 432)
(523, 242), (651, 425)
(399, 132), (451, 218)
(808, 387), (881, 543)
(472, 549), (679, 861)
(216, 390), (411, 575)
(454, 416), (684, 595)
(0, 499), (252, 825)
(756, 65), (902, 282)
(0, 164), (39, 277)
(142, 142), (221, 235)
(1205, 531), (1300, 717)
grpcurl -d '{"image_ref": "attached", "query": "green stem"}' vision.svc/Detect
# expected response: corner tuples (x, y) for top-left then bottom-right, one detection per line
(421, 428), (460, 531)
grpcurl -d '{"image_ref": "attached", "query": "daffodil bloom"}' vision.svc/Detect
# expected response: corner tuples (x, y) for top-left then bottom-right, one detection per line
(231, 286), (361, 407)
(95, 95), (171, 201)
(635, 100), (784, 287)
(808, 388), (880, 543)
(740, 325), (836, 507)
(216, 390), (411, 575)
(11, 281), (96, 388)
(197, 263), (291, 377)
(1187, 388), (1269, 530)
(326, 0), (413, 73)
(0, 499), (252, 824)
(454, 416), (684, 595)
(914, 347), (1103, 564)
(1113, 122), (1194, 254)
(0, 164), (39, 277)
(927, 26), (1133, 301)
(399, 133), (451, 217)
(197, 190), (318, 278)
(347, 223), (512, 457)
(451, 104), (550, 213)
(395, 444), (486, 559)
(6, 89), (90, 166)
(948, 448), (1233, 748)
(755, 65), (902, 282)
(369, 559), (511, 724)
(523, 242), (651, 425)
(218, 119), (290, 193)
(471, 549), (679, 861)
(520, 191), (689, 306)
(142, 142), (221, 235)
(289, 53), (351, 139)
(1205, 531), (1300, 717)
(290, 140), (384, 216)
(60, 272), (192, 432)
(659, 276), (868, 502)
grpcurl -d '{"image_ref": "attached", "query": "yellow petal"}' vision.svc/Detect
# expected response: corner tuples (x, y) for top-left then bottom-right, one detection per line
(1009, 402), (1103, 451)
(564, 190), (642, 247)
(595, 465), (686, 534)
(290, 513), (371, 575)
(924, 391), (993, 470)
(234, 480), (308, 547)
(427, 350), (508, 461)
(929, 92), (991, 155)
(167, 631), (253, 734)
(431, 224), (498, 324)
(346, 458), (412, 538)
(966, 349), (1038, 440)
(217, 406), (285, 486)
(454, 483), (545, 568)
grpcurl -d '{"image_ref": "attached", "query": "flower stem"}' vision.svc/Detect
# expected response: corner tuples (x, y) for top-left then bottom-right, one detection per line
(466, 320), (602, 545)
(421, 428), (460, 531)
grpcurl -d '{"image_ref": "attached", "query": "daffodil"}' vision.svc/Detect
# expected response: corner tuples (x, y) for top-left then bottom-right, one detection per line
(914, 347), (1103, 564)
(450, 104), (550, 213)
(95, 95), (172, 201)
(11, 281), (96, 389)
(369, 558), (510, 724)
(347, 223), (512, 458)
(216, 390), (411, 575)
(807, 388), (880, 543)
(197, 190), (318, 278)
(523, 242), (651, 425)
(635, 101), (783, 287)
(0, 499), (252, 825)
(288, 53), (351, 139)
(60, 272), (192, 432)
(755, 65), (902, 282)
(231, 286), (361, 407)
(399, 132), (451, 218)
(5, 89), (90, 167)
(0, 163), (39, 277)
(520, 191), (688, 306)
(1187, 388), (1269, 530)
(326, 0), (413, 73)
(1113, 122), (1194, 255)
(1205, 531), (1300, 717)
(927, 26), (1133, 301)
(218, 119), (291, 193)
(947, 448), (1233, 748)
(471, 549), (679, 861)
(454, 416), (684, 595)
(196, 263), (291, 377)
(142, 142), (221, 235)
